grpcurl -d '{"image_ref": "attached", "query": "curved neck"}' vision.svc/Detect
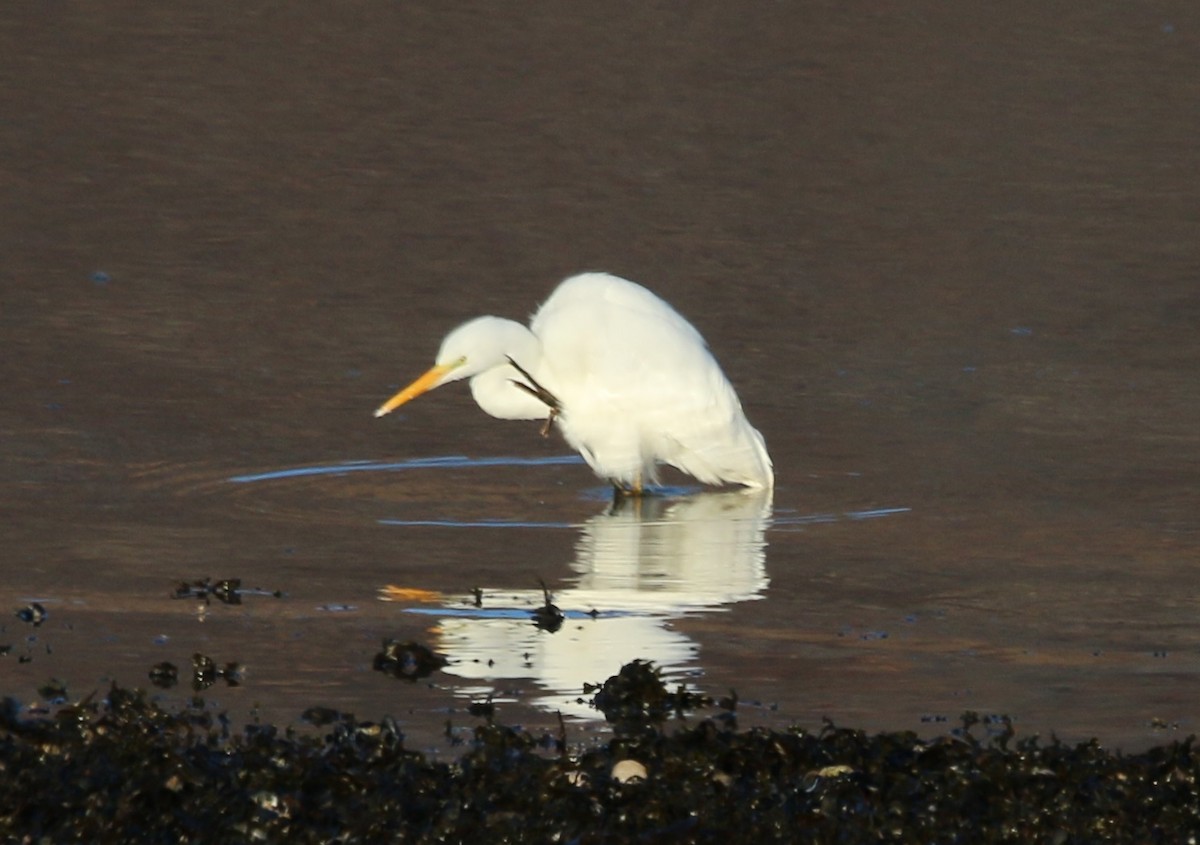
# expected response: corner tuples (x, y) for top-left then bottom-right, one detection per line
(449, 318), (550, 420)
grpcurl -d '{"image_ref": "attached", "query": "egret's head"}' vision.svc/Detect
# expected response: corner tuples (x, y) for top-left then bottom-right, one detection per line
(373, 316), (519, 418)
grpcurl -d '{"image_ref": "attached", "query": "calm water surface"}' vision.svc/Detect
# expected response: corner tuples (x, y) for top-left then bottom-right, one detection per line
(3, 3), (1198, 751)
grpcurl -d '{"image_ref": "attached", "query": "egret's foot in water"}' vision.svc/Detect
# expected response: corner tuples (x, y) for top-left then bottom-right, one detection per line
(609, 487), (643, 515)
(610, 476), (647, 506)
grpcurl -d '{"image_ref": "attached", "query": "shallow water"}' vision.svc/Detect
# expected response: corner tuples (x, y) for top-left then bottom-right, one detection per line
(3, 3), (1198, 752)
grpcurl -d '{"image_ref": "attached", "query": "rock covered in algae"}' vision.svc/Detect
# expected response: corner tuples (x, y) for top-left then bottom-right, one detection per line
(1, 663), (1198, 843)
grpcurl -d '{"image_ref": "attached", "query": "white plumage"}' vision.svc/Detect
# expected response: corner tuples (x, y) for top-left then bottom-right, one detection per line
(375, 272), (773, 492)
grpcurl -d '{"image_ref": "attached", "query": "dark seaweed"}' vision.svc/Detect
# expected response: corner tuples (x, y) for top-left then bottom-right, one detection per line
(0, 662), (1197, 843)
(170, 578), (284, 605)
(372, 639), (449, 681)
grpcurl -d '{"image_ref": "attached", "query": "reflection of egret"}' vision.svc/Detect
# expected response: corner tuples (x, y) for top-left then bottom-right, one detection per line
(374, 273), (773, 493)
(567, 491), (772, 609)
(420, 489), (773, 717)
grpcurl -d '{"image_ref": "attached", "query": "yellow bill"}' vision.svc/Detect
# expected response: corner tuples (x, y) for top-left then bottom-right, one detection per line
(374, 363), (455, 418)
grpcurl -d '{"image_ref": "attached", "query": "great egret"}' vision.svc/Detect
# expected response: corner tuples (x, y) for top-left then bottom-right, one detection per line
(374, 272), (773, 493)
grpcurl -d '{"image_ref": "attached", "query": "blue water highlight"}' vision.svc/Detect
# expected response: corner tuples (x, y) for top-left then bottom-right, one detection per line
(771, 506), (911, 527)
(402, 607), (633, 620)
(378, 519), (576, 529)
(228, 454), (585, 484)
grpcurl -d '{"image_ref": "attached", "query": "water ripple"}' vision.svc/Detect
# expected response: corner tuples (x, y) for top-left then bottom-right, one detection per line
(378, 519), (576, 529)
(227, 454), (585, 484)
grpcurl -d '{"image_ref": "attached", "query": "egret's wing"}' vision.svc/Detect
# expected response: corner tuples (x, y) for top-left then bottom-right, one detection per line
(531, 272), (706, 351)
(532, 273), (771, 487)
(533, 273), (717, 419)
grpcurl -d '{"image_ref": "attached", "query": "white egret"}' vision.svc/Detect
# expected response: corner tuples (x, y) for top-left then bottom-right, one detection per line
(374, 272), (773, 493)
